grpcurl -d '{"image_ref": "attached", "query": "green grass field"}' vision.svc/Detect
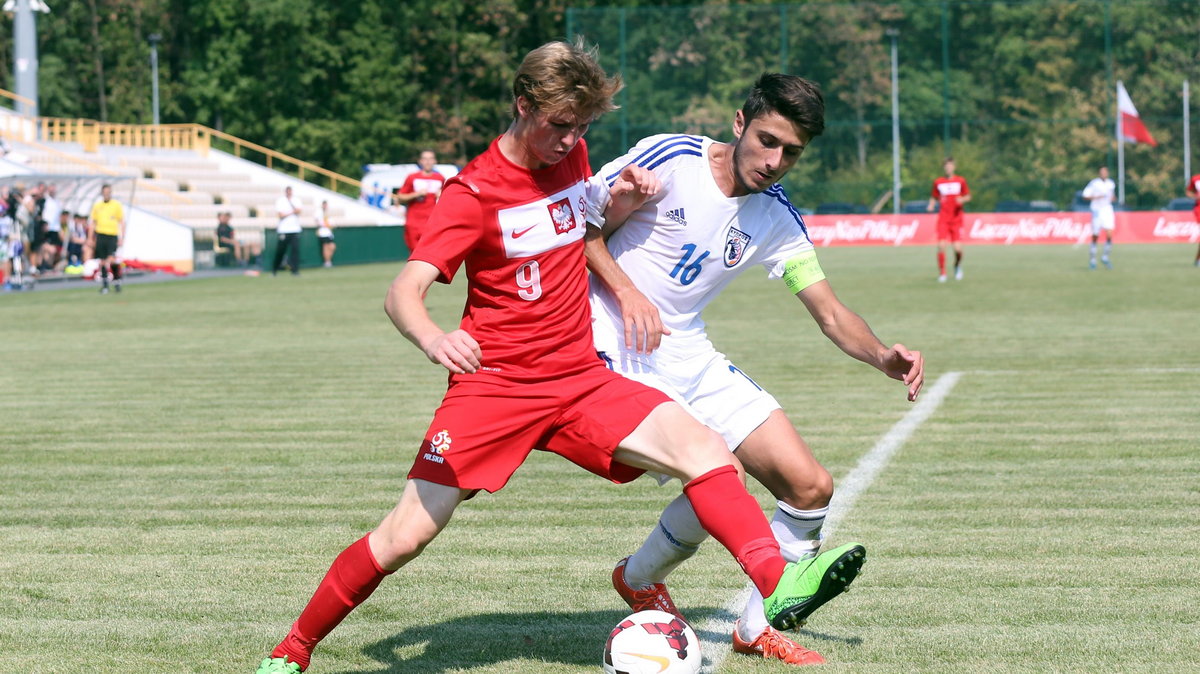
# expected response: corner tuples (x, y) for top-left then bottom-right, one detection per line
(2, 243), (1197, 673)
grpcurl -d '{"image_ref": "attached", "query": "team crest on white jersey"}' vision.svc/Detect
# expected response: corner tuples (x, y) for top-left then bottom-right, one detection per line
(724, 227), (751, 267)
(548, 197), (577, 235)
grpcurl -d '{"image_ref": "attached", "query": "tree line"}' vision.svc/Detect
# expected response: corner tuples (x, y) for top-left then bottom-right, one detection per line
(2, 0), (1197, 210)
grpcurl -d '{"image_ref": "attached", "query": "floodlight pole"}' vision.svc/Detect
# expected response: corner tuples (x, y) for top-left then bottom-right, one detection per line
(10, 0), (43, 117)
(148, 33), (161, 126)
(887, 27), (901, 215)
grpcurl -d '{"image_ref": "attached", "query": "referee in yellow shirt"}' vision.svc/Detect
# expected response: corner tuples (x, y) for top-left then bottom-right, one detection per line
(90, 183), (126, 293)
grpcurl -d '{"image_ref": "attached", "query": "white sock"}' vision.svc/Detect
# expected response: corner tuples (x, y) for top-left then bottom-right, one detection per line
(738, 502), (828, 640)
(624, 493), (708, 588)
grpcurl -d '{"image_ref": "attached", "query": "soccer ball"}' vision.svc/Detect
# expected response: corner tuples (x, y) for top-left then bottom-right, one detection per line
(602, 610), (701, 674)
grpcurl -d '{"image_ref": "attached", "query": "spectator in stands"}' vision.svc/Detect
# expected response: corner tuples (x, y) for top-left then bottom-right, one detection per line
(16, 188), (37, 274)
(27, 183), (47, 274)
(217, 211), (260, 267)
(65, 211), (89, 274)
(37, 183), (63, 271)
(315, 199), (336, 268)
(394, 149), (446, 252)
(272, 186), (303, 275)
(90, 183), (126, 294)
(0, 186), (10, 285)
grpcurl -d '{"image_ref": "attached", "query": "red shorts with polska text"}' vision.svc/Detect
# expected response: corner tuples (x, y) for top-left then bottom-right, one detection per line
(406, 363), (672, 493)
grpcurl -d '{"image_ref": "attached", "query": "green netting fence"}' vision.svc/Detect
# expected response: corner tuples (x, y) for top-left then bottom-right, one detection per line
(567, 0), (1199, 212)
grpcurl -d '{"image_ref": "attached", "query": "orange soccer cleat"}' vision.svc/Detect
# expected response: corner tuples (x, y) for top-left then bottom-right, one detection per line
(611, 557), (686, 621)
(732, 621), (826, 666)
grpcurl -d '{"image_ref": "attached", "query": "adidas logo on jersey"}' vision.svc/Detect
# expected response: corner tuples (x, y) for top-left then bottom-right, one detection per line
(665, 208), (687, 226)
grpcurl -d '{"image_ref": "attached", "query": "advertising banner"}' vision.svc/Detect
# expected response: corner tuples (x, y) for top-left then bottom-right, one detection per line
(802, 211), (1200, 247)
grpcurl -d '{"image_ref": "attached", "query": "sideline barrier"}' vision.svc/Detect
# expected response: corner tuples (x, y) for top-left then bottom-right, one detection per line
(259, 225), (409, 270)
(802, 211), (1200, 247)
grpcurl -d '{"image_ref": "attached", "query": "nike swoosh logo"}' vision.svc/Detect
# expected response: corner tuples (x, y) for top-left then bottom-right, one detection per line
(625, 653), (670, 672)
(511, 225), (537, 239)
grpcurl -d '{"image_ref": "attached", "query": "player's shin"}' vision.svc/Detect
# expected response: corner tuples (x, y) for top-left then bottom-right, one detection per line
(624, 493), (708, 588)
(271, 534), (392, 670)
(683, 465), (786, 597)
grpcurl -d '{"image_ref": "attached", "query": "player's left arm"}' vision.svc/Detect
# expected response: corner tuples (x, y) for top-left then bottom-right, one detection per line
(795, 279), (924, 402)
(958, 180), (971, 206)
(598, 164), (661, 235)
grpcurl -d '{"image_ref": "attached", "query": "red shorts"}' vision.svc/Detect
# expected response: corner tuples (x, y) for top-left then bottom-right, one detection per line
(936, 216), (963, 242)
(403, 222), (423, 255)
(407, 364), (672, 493)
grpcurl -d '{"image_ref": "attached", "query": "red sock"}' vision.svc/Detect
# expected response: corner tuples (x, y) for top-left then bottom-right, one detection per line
(937, 250), (946, 274)
(272, 534), (391, 670)
(683, 465), (786, 597)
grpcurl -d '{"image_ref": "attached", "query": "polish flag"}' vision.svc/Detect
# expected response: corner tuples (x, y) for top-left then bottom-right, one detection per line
(1117, 81), (1157, 146)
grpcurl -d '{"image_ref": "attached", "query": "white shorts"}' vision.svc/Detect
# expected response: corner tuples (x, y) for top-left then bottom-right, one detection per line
(597, 347), (781, 453)
(1091, 210), (1114, 234)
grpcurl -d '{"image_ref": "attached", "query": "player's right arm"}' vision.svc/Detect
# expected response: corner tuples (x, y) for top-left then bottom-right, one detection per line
(384, 260), (481, 374)
(1187, 177), (1198, 199)
(584, 227), (668, 354)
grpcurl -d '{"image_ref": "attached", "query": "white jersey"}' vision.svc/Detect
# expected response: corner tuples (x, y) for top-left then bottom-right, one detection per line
(1082, 177), (1115, 216)
(586, 134), (816, 361)
(275, 195), (302, 233)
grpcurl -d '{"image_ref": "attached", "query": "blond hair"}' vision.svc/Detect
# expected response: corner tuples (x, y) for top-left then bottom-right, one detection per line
(511, 39), (623, 121)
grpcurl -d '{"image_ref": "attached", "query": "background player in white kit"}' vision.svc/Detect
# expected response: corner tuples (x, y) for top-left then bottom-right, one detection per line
(1082, 166), (1116, 269)
(585, 73), (925, 666)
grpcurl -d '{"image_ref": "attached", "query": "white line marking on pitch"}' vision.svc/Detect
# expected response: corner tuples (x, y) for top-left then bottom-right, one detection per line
(965, 367), (1200, 375)
(695, 371), (963, 673)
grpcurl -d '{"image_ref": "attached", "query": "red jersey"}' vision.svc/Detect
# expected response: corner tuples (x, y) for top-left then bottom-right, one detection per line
(411, 138), (596, 382)
(400, 170), (446, 230)
(932, 175), (970, 220)
(1189, 174), (1200, 211)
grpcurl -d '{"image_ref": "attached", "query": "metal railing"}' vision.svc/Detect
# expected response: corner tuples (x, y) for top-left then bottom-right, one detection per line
(0, 87), (36, 111)
(33, 118), (361, 195)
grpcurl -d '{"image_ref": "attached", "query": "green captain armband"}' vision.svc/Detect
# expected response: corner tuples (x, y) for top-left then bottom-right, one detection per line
(782, 250), (826, 294)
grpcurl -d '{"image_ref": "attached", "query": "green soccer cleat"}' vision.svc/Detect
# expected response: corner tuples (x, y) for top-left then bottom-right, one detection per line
(256, 657), (302, 673)
(763, 542), (866, 630)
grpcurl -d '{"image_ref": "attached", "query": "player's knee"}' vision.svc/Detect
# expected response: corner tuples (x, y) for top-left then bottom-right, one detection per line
(778, 464), (833, 510)
(370, 527), (435, 570)
(681, 426), (735, 475)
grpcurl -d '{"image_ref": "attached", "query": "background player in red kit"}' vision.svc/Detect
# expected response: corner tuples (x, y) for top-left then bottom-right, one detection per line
(1187, 172), (1200, 267)
(395, 149), (446, 252)
(927, 157), (971, 282)
(255, 40), (864, 674)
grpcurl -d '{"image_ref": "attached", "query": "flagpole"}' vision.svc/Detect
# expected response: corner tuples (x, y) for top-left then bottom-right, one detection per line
(1117, 80), (1125, 205)
(1185, 79), (1191, 186)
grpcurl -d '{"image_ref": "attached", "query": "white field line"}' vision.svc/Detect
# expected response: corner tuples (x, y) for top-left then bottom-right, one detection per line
(695, 371), (963, 673)
(965, 367), (1200, 375)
